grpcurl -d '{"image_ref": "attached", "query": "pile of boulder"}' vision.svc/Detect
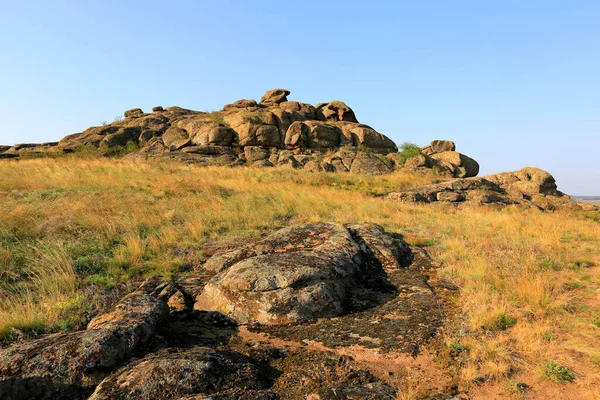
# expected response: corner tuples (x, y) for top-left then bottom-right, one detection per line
(387, 167), (597, 211)
(0, 89), (482, 177)
(0, 223), (447, 399)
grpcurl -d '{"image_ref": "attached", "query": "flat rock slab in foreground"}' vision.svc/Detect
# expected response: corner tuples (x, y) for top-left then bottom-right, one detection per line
(196, 222), (445, 352)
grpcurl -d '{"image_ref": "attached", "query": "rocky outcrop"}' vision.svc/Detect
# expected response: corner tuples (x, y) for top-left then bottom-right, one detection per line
(0, 221), (449, 399)
(1, 89), (404, 171)
(387, 167), (597, 212)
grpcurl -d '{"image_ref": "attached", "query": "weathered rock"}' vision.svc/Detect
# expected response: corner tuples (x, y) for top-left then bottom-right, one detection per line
(334, 122), (398, 154)
(178, 119), (236, 147)
(89, 347), (266, 400)
(162, 126), (191, 151)
(259, 88), (290, 105)
(0, 145), (11, 153)
(223, 109), (281, 147)
(386, 167), (588, 211)
(344, 223), (413, 270)
(404, 154), (430, 168)
(124, 108), (144, 118)
(278, 101), (317, 120)
(317, 100), (358, 123)
(195, 223), (365, 324)
(252, 159), (275, 168)
(284, 121), (342, 150)
(244, 146), (269, 163)
(430, 151), (479, 178)
(423, 140), (456, 155)
(0, 291), (169, 399)
(318, 382), (396, 399)
(349, 152), (393, 175)
(152, 106), (164, 112)
(195, 223), (416, 326)
(485, 167), (558, 197)
(180, 145), (234, 155)
(436, 191), (466, 202)
(233, 99), (258, 108)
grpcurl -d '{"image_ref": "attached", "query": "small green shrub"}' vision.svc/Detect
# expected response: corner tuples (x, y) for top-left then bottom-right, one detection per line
(540, 361), (575, 383)
(507, 380), (530, 394)
(397, 142), (423, 164)
(484, 313), (516, 331)
(100, 141), (140, 157)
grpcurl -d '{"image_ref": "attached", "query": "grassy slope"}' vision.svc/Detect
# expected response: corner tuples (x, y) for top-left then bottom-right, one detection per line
(1, 158), (599, 397)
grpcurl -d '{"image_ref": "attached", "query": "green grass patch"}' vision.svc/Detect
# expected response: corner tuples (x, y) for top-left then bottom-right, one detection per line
(540, 361), (575, 383)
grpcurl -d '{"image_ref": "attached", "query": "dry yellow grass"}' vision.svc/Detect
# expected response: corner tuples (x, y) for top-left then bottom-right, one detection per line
(0, 157), (599, 396)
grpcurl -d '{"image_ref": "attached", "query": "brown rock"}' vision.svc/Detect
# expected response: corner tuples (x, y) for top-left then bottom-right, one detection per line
(0, 291), (169, 399)
(349, 152), (393, 175)
(259, 88), (290, 105)
(284, 121), (342, 149)
(89, 347), (266, 400)
(436, 191), (466, 202)
(195, 223), (364, 324)
(244, 146), (269, 163)
(124, 108), (144, 118)
(223, 109), (281, 147)
(423, 140), (456, 155)
(162, 126), (190, 151)
(152, 106), (164, 112)
(195, 222), (413, 325)
(316, 100), (358, 123)
(430, 151), (479, 178)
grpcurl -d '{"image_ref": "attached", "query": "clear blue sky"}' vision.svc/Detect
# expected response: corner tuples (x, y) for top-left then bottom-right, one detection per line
(1, 1), (598, 194)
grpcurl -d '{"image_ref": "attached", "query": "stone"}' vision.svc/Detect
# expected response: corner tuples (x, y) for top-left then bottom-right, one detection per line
(88, 347), (266, 400)
(284, 121), (342, 150)
(430, 151), (479, 178)
(195, 223), (364, 324)
(178, 119), (236, 147)
(334, 122), (398, 154)
(152, 106), (164, 112)
(167, 290), (189, 312)
(232, 99), (258, 108)
(0, 291), (169, 399)
(124, 108), (144, 118)
(252, 159), (275, 168)
(349, 152), (393, 175)
(423, 140), (456, 155)
(316, 100), (358, 123)
(223, 109), (281, 147)
(180, 145), (234, 155)
(485, 167), (558, 197)
(244, 146), (269, 163)
(195, 222), (414, 325)
(259, 88), (290, 105)
(436, 191), (466, 202)
(404, 154), (430, 168)
(162, 126), (191, 151)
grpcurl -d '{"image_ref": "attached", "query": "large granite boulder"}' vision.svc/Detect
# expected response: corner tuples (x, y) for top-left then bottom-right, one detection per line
(430, 151), (480, 178)
(422, 140), (456, 155)
(316, 100), (358, 123)
(195, 222), (413, 325)
(259, 88), (290, 105)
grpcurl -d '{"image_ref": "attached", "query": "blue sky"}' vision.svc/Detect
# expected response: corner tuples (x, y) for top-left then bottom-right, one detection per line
(1, 0), (598, 194)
